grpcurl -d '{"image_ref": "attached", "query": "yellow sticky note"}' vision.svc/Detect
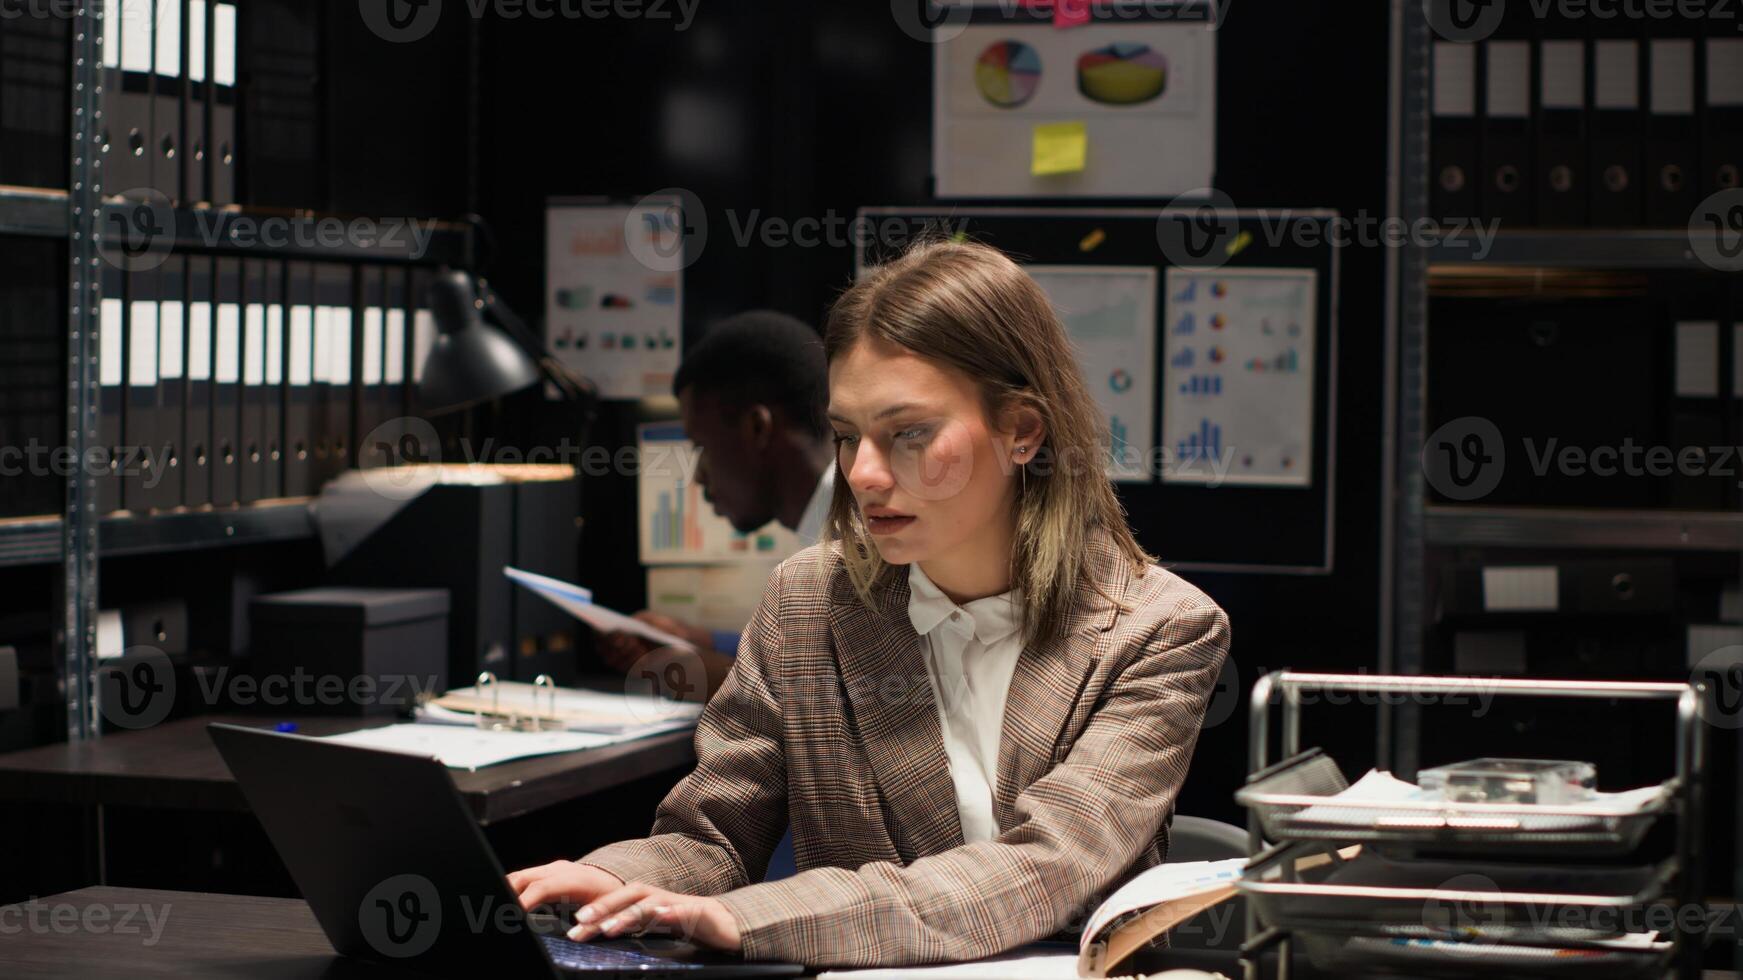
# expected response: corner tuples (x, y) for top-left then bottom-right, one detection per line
(1031, 121), (1087, 177)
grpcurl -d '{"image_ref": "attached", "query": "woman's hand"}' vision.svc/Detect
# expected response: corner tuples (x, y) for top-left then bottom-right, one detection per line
(569, 881), (742, 951)
(508, 861), (625, 911)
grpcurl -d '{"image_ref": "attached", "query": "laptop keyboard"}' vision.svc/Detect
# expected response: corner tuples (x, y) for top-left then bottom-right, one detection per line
(540, 934), (704, 971)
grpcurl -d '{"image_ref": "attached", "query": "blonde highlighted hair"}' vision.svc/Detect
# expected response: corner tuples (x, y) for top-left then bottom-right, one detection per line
(822, 238), (1154, 643)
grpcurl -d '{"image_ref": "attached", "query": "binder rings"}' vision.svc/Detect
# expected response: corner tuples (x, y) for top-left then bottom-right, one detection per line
(212, 256), (241, 506)
(151, 0), (182, 201)
(1534, 34), (1586, 226)
(262, 259), (285, 499)
(1430, 41), (1478, 221)
(184, 255), (213, 508)
(1589, 34), (1644, 226)
(284, 261), (315, 496)
(1478, 35), (1532, 226)
(114, 0), (154, 195)
(314, 263), (355, 485)
(1645, 35), (1698, 227)
(122, 264), (159, 512)
(0, 1), (70, 188)
(211, 1), (237, 205)
(185, 0), (209, 203)
(154, 253), (186, 511)
(98, 260), (126, 514)
(1704, 37), (1743, 196)
(240, 259), (268, 503)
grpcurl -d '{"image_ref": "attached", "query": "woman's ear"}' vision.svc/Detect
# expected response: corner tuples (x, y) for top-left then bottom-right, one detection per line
(1003, 402), (1046, 462)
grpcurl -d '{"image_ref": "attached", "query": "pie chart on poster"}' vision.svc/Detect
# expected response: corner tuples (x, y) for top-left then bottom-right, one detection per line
(1077, 43), (1168, 106)
(975, 40), (1042, 108)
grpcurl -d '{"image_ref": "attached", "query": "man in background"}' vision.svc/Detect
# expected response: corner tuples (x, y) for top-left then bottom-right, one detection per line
(598, 310), (833, 700)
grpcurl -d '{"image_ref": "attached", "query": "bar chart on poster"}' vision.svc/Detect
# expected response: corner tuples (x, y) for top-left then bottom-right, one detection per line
(636, 422), (802, 565)
(1161, 267), (1318, 488)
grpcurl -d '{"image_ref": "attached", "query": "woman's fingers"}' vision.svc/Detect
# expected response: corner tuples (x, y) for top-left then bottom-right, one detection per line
(506, 860), (566, 894)
(569, 882), (654, 940)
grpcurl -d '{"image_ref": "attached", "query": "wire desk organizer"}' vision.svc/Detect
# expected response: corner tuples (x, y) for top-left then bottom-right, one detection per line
(1234, 672), (1706, 980)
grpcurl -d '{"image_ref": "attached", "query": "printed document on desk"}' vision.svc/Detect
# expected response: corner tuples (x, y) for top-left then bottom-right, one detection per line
(318, 724), (627, 771)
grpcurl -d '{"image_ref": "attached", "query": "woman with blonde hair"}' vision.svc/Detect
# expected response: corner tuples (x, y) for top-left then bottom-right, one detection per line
(511, 239), (1231, 967)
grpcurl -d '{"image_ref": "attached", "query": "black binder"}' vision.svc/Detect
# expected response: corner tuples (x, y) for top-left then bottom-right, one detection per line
(114, 0), (155, 195)
(284, 260), (315, 496)
(211, 256), (241, 506)
(355, 265), (386, 468)
(1533, 27), (1587, 226)
(1701, 36), (1743, 197)
(314, 263), (355, 485)
(1478, 33), (1532, 226)
(1589, 31), (1644, 226)
(1668, 289), (1727, 510)
(1431, 40), (1479, 221)
(185, 0), (209, 203)
(150, 0), (182, 200)
(382, 266), (411, 463)
(97, 259), (126, 514)
(153, 253), (186, 511)
(239, 258), (268, 503)
(183, 254), (213, 508)
(262, 260), (285, 499)
(210, 0), (236, 205)
(1644, 34), (1699, 227)
(0, 0), (70, 188)
(122, 264), (159, 512)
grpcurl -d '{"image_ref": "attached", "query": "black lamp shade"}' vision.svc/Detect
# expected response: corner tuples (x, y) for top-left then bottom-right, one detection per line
(418, 270), (542, 414)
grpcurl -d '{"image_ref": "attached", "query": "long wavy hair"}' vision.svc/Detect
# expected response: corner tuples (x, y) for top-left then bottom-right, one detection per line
(822, 239), (1153, 643)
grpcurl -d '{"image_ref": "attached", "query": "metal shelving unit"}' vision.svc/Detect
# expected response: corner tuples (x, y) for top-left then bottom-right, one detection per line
(1427, 505), (1743, 552)
(1427, 229), (1712, 270)
(7, 3), (472, 742)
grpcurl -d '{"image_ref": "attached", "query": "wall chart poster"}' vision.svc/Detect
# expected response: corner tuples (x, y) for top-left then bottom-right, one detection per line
(1027, 265), (1156, 483)
(1161, 267), (1317, 488)
(932, 12), (1216, 198)
(546, 199), (683, 400)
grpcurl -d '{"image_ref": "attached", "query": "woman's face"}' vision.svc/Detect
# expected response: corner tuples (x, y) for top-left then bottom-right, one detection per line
(827, 337), (1020, 567)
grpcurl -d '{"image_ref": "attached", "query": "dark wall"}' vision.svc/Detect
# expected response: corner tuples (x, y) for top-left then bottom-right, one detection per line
(474, 2), (1394, 822)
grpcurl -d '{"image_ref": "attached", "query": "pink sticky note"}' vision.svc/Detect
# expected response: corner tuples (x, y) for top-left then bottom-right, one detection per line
(1054, 0), (1091, 27)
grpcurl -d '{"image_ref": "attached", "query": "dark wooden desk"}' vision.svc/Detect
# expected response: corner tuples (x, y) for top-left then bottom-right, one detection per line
(0, 714), (696, 826)
(0, 887), (422, 978)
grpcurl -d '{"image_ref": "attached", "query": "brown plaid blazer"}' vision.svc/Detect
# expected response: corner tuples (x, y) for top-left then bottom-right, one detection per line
(579, 531), (1230, 967)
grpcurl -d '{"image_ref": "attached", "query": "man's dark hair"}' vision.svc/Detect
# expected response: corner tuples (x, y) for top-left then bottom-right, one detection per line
(672, 310), (828, 440)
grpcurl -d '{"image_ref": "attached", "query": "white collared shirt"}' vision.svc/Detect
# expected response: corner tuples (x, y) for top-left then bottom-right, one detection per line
(906, 561), (1025, 844)
(796, 466), (835, 544)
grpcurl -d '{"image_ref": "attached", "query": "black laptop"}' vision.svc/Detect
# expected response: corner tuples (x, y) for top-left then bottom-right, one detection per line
(209, 723), (804, 979)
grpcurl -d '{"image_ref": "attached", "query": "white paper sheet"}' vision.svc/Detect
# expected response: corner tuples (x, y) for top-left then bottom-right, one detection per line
(318, 723), (623, 771)
(505, 566), (696, 650)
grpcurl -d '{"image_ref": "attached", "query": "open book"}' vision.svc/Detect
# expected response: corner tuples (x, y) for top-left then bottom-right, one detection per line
(1075, 845), (1361, 978)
